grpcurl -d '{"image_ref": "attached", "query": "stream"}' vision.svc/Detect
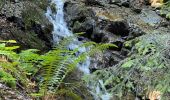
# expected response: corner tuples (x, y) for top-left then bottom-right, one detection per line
(0, 0), (169, 99)
(45, 0), (111, 99)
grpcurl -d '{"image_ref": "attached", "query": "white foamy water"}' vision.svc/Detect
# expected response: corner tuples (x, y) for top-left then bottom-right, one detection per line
(46, 0), (72, 43)
(45, 0), (90, 74)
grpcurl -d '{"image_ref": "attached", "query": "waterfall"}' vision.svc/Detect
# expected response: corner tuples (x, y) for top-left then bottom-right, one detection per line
(45, 0), (90, 74)
(46, 0), (111, 99)
(46, 0), (72, 43)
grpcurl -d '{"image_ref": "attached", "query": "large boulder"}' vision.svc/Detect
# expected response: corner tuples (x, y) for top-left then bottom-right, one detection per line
(64, 0), (131, 70)
(64, 0), (168, 71)
(0, 0), (53, 51)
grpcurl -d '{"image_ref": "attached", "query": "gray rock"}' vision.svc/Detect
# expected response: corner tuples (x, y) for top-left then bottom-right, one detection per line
(0, 1), (23, 18)
(64, 0), (169, 70)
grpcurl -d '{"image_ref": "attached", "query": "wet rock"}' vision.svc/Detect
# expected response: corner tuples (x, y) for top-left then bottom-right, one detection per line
(138, 9), (162, 26)
(65, 1), (130, 43)
(72, 17), (95, 38)
(64, 1), (95, 28)
(31, 22), (53, 48)
(90, 48), (129, 72)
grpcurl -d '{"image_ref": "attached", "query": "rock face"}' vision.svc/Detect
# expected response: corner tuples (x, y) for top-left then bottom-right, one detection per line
(0, 0), (53, 50)
(63, 0), (170, 99)
(64, 0), (168, 71)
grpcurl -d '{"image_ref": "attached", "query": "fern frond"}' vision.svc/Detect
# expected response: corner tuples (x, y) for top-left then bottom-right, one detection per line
(0, 40), (17, 43)
(88, 43), (117, 56)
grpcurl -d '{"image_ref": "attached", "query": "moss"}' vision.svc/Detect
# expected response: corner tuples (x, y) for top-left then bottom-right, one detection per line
(22, 7), (44, 29)
(0, 0), (52, 50)
(26, 31), (47, 49)
(27, 0), (49, 10)
(19, 0), (52, 50)
(11, 27), (47, 50)
(22, 0), (49, 29)
(50, 3), (57, 13)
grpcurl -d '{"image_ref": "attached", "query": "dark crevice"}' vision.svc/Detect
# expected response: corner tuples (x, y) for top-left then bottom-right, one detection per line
(7, 16), (25, 30)
(106, 21), (129, 37)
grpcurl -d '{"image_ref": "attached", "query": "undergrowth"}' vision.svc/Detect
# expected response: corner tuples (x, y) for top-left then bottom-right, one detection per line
(0, 38), (116, 99)
(84, 33), (170, 99)
(161, 1), (170, 19)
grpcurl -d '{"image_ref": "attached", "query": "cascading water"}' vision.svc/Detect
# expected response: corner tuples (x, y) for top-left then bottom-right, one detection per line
(46, 0), (111, 99)
(46, 0), (71, 43)
(46, 0), (90, 74)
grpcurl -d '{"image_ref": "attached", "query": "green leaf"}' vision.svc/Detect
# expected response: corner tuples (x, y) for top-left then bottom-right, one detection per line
(0, 43), (5, 48)
(121, 60), (134, 68)
(0, 40), (17, 43)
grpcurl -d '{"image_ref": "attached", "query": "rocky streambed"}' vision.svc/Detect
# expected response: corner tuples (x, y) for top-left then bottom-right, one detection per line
(63, 0), (170, 99)
(64, 0), (169, 71)
(0, 0), (170, 99)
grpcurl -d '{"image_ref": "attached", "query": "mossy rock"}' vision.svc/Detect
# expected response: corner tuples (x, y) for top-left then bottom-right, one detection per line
(0, 0), (53, 51)
(11, 27), (48, 50)
(50, 3), (57, 13)
(22, 0), (50, 29)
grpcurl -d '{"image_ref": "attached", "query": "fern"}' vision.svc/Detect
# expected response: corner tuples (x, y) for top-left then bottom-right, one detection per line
(84, 33), (170, 99)
(40, 48), (84, 93)
(0, 70), (16, 88)
(0, 37), (117, 99)
(0, 40), (29, 88)
(38, 36), (117, 99)
(0, 40), (43, 91)
(160, 1), (170, 19)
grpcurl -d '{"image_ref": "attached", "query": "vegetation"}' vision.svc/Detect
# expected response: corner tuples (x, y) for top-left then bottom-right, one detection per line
(22, 0), (49, 29)
(84, 33), (170, 99)
(161, 1), (170, 19)
(0, 38), (116, 99)
(0, 40), (30, 88)
(1, 0), (170, 99)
